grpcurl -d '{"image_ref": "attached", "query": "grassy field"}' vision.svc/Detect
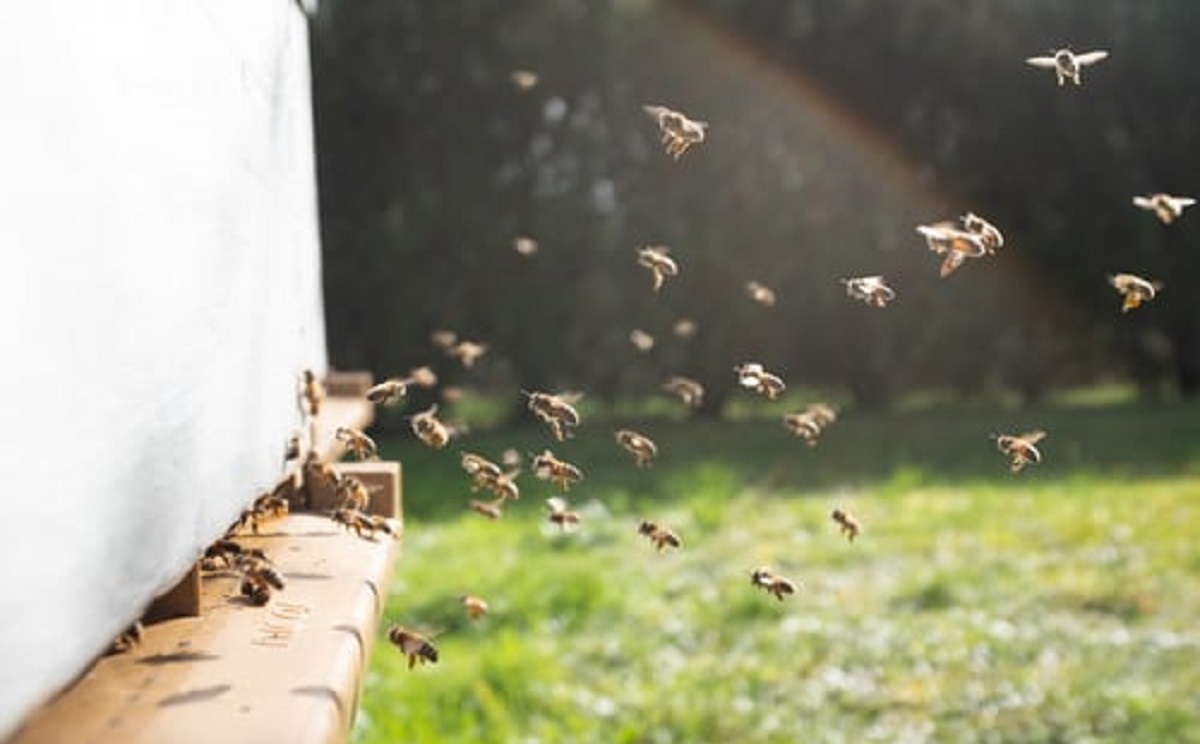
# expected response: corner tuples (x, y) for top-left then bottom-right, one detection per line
(353, 402), (1200, 743)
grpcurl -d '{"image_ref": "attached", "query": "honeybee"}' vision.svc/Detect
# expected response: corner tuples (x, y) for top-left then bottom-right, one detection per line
(993, 430), (1047, 473)
(662, 375), (704, 409)
(460, 594), (490, 619)
(615, 429), (658, 468)
(750, 565), (799, 601)
(449, 340), (488, 370)
(366, 378), (408, 406)
(501, 448), (522, 468)
(831, 508), (862, 542)
(238, 552), (286, 606)
(524, 390), (582, 441)
(234, 488), (290, 535)
(410, 404), (451, 449)
(1133, 193), (1196, 225)
(783, 403), (837, 446)
(1025, 48), (1109, 86)
(546, 496), (581, 531)
(916, 221), (989, 278)
(643, 104), (708, 160)
(330, 506), (397, 540)
(531, 450), (583, 492)
(431, 329), (457, 350)
(637, 520), (682, 553)
(629, 328), (655, 352)
(672, 318), (697, 339)
(636, 245), (679, 293)
(108, 620), (144, 654)
(335, 426), (379, 461)
(334, 475), (374, 512)
(388, 626), (439, 669)
(734, 362), (786, 400)
(513, 235), (539, 255)
(302, 451), (340, 500)
(405, 365), (438, 388)
(469, 497), (506, 520)
(509, 69), (539, 91)
(489, 468), (521, 501)
(745, 280), (777, 307)
(461, 452), (504, 491)
(203, 538), (249, 570)
(299, 369), (324, 418)
(840, 276), (896, 308)
(1108, 273), (1162, 312)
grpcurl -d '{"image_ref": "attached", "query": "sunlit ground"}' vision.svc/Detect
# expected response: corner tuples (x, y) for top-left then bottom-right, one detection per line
(354, 401), (1200, 744)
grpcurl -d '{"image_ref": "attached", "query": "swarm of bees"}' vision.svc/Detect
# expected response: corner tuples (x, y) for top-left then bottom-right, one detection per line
(750, 566), (799, 601)
(841, 276), (896, 308)
(735, 362), (786, 400)
(1132, 193), (1195, 225)
(993, 430), (1047, 474)
(615, 429), (658, 468)
(831, 508), (862, 542)
(782, 403), (838, 446)
(1025, 47), (1109, 86)
(1108, 273), (1162, 312)
(637, 520), (682, 553)
(643, 104), (708, 160)
(636, 245), (679, 293)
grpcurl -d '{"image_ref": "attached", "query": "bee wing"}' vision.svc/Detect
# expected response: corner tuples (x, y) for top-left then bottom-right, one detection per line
(546, 496), (568, 513)
(1132, 195), (1154, 210)
(1074, 50), (1109, 66)
(1175, 197), (1196, 207)
(642, 104), (670, 121)
(1020, 430), (1047, 446)
(1025, 55), (1058, 68)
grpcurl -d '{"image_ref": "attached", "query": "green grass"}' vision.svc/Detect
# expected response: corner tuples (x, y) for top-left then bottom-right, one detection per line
(355, 403), (1200, 743)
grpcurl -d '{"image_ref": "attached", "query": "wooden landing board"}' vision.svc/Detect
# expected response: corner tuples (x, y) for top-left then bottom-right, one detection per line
(9, 512), (401, 744)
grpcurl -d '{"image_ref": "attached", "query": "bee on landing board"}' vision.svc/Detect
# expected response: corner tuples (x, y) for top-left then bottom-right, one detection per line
(841, 276), (896, 308)
(637, 520), (682, 553)
(460, 594), (490, 620)
(108, 621), (144, 654)
(636, 245), (679, 293)
(1025, 48), (1109, 86)
(993, 430), (1047, 474)
(831, 508), (862, 542)
(1133, 193), (1196, 225)
(330, 506), (397, 541)
(615, 429), (658, 468)
(531, 450), (584, 492)
(546, 497), (581, 532)
(750, 566), (799, 601)
(1108, 273), (1162, 312)
(334, 426), (379, 461)
(734, 362), (786, 400)
(387, 626), (439, 669)
(238, 552), (286, 606)
(662, 375), (705, 409)
(643, 104), (707, 160)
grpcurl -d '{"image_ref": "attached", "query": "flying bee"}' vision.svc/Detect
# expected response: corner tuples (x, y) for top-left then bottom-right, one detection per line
(783, 403), (837, 446)
(469, 497), (505, 520)
(405, 365), (438, 388)
(662, 375), (705, 409)
(636, 245), (679, 293)
(750, 565), (799, 601)
(524, 390), (582, 441)
(840, 276), (896, 308)
(1025, 48), (1109, 86)
(299, 369), (324, 418)
(734, 362), (786, 400)
(672, 318), (697, 339)
(531, 450), (584, 492)
(831, 508), (862, 542)
(335, 475), (376, 512)
(366, 378), (408, 406)
(637, 520), (682, 553)
(410, 404), (451, 449)
(449, 340), (488, 370)
(387, 626), (439, 669)
(1108, 273), (1162, 312)
(335, 426), (379, 461)
(643, 104), (708, 160)
(501, 448), (522, 468)
(431, 329), (457, 350)
(615, 428), (658, 468)
(489, 468), (521, 501)
(460, 452), (504, 491)
(513, 235), (539, 255)
(460, 594), (490, 620)
(546, 496), (581, 531)
(916, 221), (989, 278)
(1133, 193), (1196, 225)
(509, 69), (539, 91)
(629, 328), (655, 353)
(993, 430), (1047, 474)
(745, 280), (777, 307)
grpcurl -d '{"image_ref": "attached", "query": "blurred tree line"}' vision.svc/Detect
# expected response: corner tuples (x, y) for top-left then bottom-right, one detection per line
(311, 0), (1200, 417)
